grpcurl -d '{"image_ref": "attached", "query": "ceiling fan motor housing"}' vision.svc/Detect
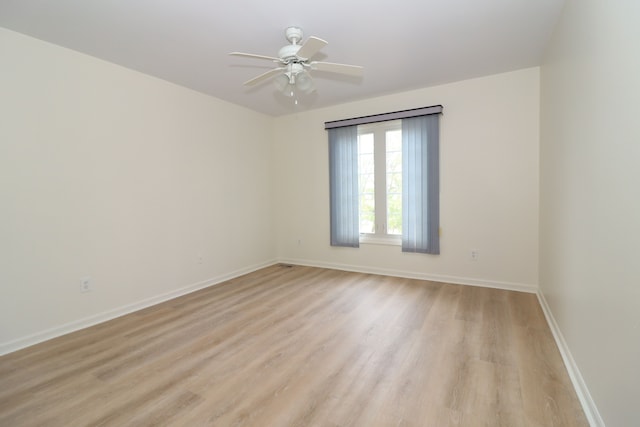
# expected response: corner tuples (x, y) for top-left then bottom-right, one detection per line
(278, 44), (301, 62)
(279, 27), (305, 62)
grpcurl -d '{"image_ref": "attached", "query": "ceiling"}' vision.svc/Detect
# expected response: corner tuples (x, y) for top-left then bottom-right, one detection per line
(0, 0), (565, 116)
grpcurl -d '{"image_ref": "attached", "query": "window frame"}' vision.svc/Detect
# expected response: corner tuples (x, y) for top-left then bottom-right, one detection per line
(357, 120), (402, 246)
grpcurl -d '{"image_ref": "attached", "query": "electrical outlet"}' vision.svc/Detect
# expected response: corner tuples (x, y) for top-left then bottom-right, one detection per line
(80, 277), (92, 293)
(470, 250), (479, 261)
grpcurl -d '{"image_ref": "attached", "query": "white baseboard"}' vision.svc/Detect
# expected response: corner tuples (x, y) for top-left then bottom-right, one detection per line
(536, 291), (604, 427)
(278, 257), (538, 294)
(0, 259), (278, 356)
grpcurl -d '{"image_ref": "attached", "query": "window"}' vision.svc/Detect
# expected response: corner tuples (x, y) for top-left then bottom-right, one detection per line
(327, 105), (441, 254)
(357, 120), (402, 244)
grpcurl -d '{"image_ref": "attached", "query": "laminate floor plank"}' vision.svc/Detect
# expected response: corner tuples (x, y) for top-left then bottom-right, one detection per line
(0, 265), (588, 426)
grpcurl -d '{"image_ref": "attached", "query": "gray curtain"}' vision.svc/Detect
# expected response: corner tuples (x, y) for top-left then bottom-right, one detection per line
(328, 126), (359, 247)
(402, 115), (440, 254)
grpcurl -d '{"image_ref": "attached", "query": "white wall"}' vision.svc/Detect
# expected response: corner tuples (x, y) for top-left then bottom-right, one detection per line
(540, 1), (640, 425)
(274, 68), (540, 290)
(0, 28), (276, 352)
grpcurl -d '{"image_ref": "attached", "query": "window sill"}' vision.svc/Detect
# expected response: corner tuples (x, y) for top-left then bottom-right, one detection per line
(359, 234), (401, 246)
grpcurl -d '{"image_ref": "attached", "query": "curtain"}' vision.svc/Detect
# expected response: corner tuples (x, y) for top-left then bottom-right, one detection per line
(402, 115), (440, 254)
(328, 126), (360, 247)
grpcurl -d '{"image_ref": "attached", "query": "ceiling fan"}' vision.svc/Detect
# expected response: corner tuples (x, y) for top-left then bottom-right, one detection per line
(230, 27), (363, 97)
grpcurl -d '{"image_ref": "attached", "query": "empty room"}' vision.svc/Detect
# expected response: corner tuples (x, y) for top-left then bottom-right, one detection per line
(0, 0), (638, 426)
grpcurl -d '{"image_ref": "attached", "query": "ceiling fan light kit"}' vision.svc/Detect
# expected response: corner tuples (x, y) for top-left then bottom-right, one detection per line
(230, 27), (363, 99)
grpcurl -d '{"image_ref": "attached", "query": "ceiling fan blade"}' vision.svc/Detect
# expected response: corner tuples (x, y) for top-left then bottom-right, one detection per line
(310, 61), (364, 77)
(230, 52), (281, 62)
(243, 67), (286, 86)
(295, 36), (327, 60)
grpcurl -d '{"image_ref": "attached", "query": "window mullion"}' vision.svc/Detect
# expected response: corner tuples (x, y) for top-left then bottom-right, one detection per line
(374, 129), (387, 235)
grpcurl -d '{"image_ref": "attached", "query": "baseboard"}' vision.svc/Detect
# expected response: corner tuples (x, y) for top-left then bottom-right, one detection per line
(0, 259), (278, 356)
(536, 291), (605, 427)
(278, 257), (538, 293)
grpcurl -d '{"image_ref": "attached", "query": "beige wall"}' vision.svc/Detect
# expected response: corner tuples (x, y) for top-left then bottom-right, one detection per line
(0, 28), (276, 352)
(274, 68), (540, 290)
(540, 0), (640, 425)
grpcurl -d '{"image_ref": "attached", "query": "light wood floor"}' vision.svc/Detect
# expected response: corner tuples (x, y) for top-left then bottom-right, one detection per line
(0, 265), (588, 426)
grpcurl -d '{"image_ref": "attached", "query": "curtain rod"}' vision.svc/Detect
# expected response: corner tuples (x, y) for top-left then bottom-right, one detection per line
(324, 105), (443, 130)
